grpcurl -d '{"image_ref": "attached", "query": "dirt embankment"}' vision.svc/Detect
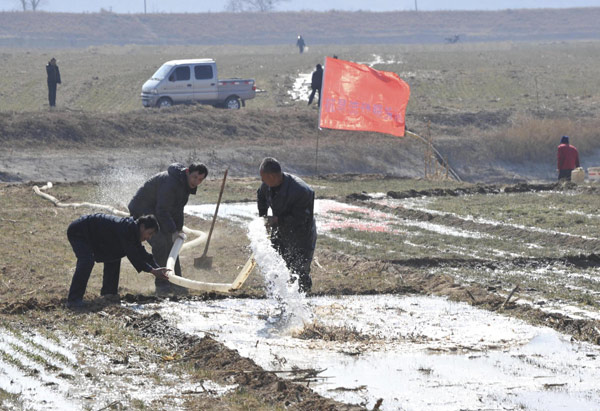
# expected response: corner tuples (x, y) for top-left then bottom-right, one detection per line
(4, 107), (596, 184)
(0, 107), (427, 183)
(2, 8), (600, 47)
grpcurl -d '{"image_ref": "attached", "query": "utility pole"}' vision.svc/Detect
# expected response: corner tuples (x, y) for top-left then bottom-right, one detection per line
(415, 0), (418, 11)
(144, 0), (147, 14)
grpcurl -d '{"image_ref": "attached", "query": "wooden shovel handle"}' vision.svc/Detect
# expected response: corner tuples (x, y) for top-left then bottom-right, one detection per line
(201, 168), (228, 256)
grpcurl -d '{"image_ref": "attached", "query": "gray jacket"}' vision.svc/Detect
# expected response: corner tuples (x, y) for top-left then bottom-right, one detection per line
(257, 172), (316, 251)
(128, 163), (196, 234)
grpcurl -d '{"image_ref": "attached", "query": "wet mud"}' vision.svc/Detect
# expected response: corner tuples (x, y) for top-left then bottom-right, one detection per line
(382, 181), (578, 200)
(313, 250), (600, 346)
(348, 185), (600, 253)
(123, 310), (364, 410)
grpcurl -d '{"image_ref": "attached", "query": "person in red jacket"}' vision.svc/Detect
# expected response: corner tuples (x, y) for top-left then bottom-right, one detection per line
(557, 135), (580, 181)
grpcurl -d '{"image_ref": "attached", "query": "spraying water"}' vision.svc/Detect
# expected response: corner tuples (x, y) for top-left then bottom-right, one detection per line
(95, 166), (150, 210)
(246, 218), (312, 332)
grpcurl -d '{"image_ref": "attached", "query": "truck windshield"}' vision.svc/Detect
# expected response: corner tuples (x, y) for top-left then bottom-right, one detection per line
(151, 64), (173, 81)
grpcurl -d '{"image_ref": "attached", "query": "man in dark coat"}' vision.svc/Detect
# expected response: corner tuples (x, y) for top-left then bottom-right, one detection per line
(66, 214), (169, 308)
(557, 135), (580, 181)
(128, 162), (208, 294)
(308, 64), (323, 107)
(257, 157), (317, 293)
(296, 35), (305, 54)
(46, 57), (61, 107)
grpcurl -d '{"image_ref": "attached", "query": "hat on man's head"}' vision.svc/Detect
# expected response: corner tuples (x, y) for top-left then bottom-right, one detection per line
(560, 135), (569, 144)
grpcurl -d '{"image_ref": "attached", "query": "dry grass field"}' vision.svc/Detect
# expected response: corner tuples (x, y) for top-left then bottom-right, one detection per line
(2, 41), (600, 182)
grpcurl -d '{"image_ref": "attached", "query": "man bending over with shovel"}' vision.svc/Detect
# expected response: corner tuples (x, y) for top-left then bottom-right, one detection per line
(128, 163), (208, 295)
(66, 214), (170, 309)
(257, 157), (317, 293)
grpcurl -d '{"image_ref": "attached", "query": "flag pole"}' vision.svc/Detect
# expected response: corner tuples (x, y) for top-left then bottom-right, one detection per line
(315, 130), (319, 177)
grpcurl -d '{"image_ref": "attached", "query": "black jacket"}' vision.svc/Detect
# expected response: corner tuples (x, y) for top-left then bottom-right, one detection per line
(128, 163), (196, 234)
(46, 64), (61, 85)
(67, 213), (158, 273)
(311, 68), (323, 90)
(257, 173), (316, 250)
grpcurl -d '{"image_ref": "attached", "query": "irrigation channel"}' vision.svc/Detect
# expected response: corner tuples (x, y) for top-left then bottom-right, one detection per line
(133, 200), (600, 410)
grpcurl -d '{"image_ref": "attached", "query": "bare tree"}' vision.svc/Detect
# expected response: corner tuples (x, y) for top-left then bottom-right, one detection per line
(225, 0), (288, 12)
(29, 0), (42, 11)
(18, 0), (28, 11)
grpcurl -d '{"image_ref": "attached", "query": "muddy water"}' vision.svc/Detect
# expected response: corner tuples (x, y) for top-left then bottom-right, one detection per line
(180, 201), (600, 409)
(186, 199), (488, 244)
(139, 295), (600, 410)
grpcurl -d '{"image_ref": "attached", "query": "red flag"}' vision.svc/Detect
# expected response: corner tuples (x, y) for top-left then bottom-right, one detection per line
(319, 57), (410, 137)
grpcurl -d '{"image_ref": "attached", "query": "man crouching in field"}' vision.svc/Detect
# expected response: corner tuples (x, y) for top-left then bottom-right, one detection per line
(66, 214), (170, 309)
(128, 163), (208, 295)
(257, 157), (317, 293)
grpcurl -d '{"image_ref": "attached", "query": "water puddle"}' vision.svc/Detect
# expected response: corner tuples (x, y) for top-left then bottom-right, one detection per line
(137, 294), (600, 410)
(187, 199), (493, 242)
(167, 203), (600, 409)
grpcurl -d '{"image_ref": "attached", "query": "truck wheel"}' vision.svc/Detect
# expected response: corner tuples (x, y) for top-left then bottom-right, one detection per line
(224, 96), (241, 110)
(157, 97), (173, 108)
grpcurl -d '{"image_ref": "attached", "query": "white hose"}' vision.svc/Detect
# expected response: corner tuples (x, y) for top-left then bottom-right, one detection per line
(167, 233), (256, 292)
(33, 183), (130, 217)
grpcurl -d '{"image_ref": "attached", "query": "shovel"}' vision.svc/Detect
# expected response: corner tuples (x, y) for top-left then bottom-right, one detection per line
(194, 168), (228, 268)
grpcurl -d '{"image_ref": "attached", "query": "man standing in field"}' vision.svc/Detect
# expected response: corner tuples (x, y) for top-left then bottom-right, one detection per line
(128, 162), (208, 294)
(296, 35), (306, 54)
(66, 214), (170, 309)
(557, 135), (580, 181)
(46, 57), (61, 107)
(257, 157), (317, 293)
(308, 64), (323, 107)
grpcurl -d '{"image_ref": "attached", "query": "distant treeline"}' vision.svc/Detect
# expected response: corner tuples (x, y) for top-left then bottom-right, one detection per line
(1, 8), (600, 47)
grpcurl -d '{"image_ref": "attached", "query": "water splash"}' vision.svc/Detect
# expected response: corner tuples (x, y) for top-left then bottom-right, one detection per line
(247, 218), (312, 333)
(95, 166), (150, 210)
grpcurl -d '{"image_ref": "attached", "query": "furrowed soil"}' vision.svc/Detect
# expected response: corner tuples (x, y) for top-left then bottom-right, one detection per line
(2, 40), (600, 409)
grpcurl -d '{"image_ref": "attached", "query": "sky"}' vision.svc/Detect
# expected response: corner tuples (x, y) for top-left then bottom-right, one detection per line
(2, 0), (600, 13)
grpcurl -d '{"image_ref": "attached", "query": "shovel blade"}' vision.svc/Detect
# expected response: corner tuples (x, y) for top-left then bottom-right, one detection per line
(194, 255), (213, 268)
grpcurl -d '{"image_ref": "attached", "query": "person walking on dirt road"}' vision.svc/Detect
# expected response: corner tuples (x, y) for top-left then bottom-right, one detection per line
(257, 157), (317, 293)
(557, 135), (580, 181)
(66, 214), (170, 309)
(128, 163), (208, 295)
(46, 57), (61, 107)
(308, 64), (323, 107)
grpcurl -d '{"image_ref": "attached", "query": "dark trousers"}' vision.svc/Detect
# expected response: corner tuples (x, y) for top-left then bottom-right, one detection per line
(308, 88), (320, 106)
(271, 237), (314, 293)
(558, 169), (572, 181)
(67, 233), (121, 302)
(48, 82), (57, 107)
(148, 231), (181, 289)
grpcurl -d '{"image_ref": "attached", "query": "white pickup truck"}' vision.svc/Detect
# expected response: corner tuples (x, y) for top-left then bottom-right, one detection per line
(141, 59), (256, 109)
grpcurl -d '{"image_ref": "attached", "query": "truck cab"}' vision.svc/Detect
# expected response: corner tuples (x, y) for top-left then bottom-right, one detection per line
(141, 59), (255, 109)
